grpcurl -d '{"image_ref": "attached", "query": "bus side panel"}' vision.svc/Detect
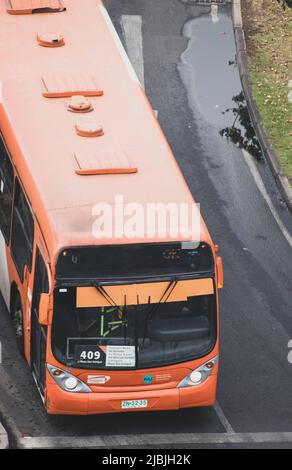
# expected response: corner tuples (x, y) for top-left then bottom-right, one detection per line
(0, 231), (10, 308)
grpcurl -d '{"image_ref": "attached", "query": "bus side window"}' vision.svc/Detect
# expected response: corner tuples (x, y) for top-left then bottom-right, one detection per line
(0, 136), (14, 243)
(11, 179), (34, 282)
(32, 248), (49, 306)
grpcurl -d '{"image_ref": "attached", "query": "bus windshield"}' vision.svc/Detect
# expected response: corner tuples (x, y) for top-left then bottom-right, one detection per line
(52, 282), (217, 370)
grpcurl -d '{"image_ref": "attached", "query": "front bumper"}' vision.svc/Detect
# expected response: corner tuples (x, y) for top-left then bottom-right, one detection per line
(46, 374), (217, 415)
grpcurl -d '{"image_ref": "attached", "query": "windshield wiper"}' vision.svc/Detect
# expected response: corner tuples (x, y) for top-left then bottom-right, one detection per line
(122, 294), (128, 340)
(92, 283), (124, 316)
(141, 278), (178, 345)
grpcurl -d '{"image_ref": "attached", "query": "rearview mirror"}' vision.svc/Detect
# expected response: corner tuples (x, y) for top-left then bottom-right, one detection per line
(216, 256), (224, 289)
(39, 293), (50, 326)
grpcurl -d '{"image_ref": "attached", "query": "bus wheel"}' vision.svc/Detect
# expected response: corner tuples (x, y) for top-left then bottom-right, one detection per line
(12, 295), (24, 356)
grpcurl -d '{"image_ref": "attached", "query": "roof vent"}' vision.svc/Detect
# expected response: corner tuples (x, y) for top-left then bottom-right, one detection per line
(42, 73), (103, 98)
(74, 150), (138, 176)
(37, 33), (65, 48)
(7, 0), (66, 15)
(75, 121), (104, 138)
(68, 96), (93, 113)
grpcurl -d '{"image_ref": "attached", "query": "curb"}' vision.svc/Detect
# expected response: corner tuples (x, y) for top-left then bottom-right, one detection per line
(232, 0), (292, 212)
(0, 422), (8, 450)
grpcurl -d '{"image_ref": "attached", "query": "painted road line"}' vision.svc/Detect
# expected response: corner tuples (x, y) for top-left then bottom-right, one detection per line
(0, 422), (8, 449)
(242, 149), (292, 248)
(18, 432), (292, 449)
(210, 4), (219, 24)
(121, 15), (145, 89)
(120, 15), (158, 117)
(214, 402), (235, 434)
(99, 5), (141, 85)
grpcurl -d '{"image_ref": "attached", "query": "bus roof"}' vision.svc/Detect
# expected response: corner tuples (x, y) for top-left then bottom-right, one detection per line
(0, 0), (212, 257)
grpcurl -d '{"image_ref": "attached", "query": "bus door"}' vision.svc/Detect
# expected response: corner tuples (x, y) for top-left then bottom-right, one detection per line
(30, 247), (49, 395)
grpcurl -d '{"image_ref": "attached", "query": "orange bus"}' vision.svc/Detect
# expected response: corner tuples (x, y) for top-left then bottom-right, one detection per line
(0, 0), (223, 415)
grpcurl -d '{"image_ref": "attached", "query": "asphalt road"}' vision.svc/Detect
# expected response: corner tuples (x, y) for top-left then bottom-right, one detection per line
(1, 0), (292, 449)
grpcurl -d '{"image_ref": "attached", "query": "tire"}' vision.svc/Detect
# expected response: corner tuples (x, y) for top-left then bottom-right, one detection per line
(12, 294), (24, 356)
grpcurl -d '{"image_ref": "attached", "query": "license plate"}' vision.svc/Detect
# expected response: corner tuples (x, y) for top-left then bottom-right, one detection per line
(122, 399), (148, 409)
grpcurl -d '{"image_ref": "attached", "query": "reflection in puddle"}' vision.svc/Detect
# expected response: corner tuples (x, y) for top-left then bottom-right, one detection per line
(220, 91), (263, 160)
(178, 5), (262, 160)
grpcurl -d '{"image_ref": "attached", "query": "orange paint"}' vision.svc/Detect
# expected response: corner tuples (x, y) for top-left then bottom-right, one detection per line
(77, 279), (214, 308)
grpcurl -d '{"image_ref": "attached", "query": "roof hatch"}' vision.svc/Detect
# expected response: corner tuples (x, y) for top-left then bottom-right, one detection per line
(37, 33), (65, 48)
(74, 150), (138, 176)
(6, 0), (66, 15)
(67, 96), (93, 113)
(42, 74), (103, 98)
(75, 120), (104, 138)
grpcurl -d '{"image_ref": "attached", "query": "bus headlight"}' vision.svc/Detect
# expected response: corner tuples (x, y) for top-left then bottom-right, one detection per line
(64, 377), (78, 390)
(177, 357), (218, 388)
(47, 364), (92, 393)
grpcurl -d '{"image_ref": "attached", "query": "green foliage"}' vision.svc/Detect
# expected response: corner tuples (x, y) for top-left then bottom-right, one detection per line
(277, 0), (292, 8)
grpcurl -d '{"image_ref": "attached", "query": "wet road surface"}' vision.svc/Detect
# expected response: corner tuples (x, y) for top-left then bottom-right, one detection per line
(0, 0), (292, 448)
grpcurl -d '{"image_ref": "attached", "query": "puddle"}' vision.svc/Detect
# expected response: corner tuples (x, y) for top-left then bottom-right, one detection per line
(178, 5), (262, 158)
(220, 91), (262, 160)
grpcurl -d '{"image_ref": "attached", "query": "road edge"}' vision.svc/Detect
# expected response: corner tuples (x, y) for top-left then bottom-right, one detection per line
(15, 431), (292, 449)
(232, 0), (292, 213)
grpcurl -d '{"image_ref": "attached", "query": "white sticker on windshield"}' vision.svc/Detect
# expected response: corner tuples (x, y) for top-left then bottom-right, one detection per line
(105, 345), (136, 368)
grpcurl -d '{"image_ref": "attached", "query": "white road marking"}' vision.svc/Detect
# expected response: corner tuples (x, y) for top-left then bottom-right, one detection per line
(18, 432), (292, 449)
(211, 4), (219, 24)
(154, 109), (159, 118)
(242, 149), (292, 248)
(214, 401), (235, 434)
(121, 15), (145, 89)
(99, 5), (141, 85)
(0, 422), (8, 450)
